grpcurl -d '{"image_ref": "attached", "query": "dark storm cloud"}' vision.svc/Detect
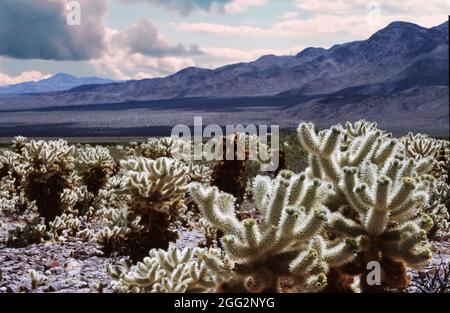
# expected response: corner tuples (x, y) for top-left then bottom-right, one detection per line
(119, 0), (233, 15)
(112, 19), (203, 57)
(0, 0), (106, 60)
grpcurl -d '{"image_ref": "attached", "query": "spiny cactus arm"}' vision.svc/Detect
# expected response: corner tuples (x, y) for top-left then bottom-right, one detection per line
(287, 173), (306, 206)
(329, 213), (366, 237)
(381, 159), (402, 182)
(317, 236), (359, 268)
(361, 176), (392, 236)
(389, 191), (428, 223)
(347, 132), (381, 166)
(398, 230), (431, 266)
(298, 179), (321, 209)
(265, 174), (290, 226)
(399, 159), (415, 178)
(252, 175), (272, 214)
(415, 157), (435, 175)
(388, 177), (416, 210)
(372, 139), (398, 166)
(379, 222), (432, 266)
(276, 208), (300, 243)
(297, 123), (322, 155)
(189, 183), (243, 237)
(339, 167), (369, 215)
(304, 273), (328, 292)
(320, 127), (342, 157)
(308, 155), (323, 179)
(294, 208), (329, 241)
(288, 237), (330, 292)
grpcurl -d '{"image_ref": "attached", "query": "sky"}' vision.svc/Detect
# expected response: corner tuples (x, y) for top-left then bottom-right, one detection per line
(0, 0), (448, 85)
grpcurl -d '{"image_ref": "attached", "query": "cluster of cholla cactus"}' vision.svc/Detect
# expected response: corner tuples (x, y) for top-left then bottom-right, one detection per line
(140, 137), (191, 160)
(78, 146), (116, 195)
(107, 248), (222, 292)
(97, 157), (189, 261)
(0, 120), (448, 294)
(189, 170), (359, 292)
(398, 132), (450, 239)
(19, 140), (77, 222)
(297, 123), (436, 291)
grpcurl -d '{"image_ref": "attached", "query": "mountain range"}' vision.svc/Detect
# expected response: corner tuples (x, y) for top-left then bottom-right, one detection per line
(0, 20), (448, 137)
(0, 73), (116, 95)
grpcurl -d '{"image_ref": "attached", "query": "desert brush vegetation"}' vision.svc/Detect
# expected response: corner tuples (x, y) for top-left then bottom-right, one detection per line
(0, 120), (449, 293)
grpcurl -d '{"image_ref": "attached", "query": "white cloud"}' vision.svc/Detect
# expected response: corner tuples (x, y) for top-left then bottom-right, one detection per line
(224, 0), (267, 13)
(282, 11), (299, 20)
(177, 15), (381, 39)
(177, 1), (448, 40)
(112, 19), (202, 57)
(0, 68), (51, 86)
(295, 0), (449, 27)
(202, 45), (305, 63)
(118, 0), (266, 14)
(90, 28), (196, 80)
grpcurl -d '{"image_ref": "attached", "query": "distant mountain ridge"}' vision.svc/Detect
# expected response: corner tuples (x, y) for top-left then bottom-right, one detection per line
(16, 20), (444, 105)
(0, 73), (117, 95)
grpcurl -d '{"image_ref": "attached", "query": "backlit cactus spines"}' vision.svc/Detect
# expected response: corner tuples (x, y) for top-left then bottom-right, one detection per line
(121, 157), (188, 215)
(60, 186), (94, 216)
(0, 150), (22, 191)
(6, 201), (47, 247)
(187, 163), (213, 184)
(47, 213), (92, 242)
(20, 140), (76, 222)
(107, 248), (222, 293)
(108, 157), (189, 259)
(337, 120), (392, 152)
(141, 137), (191, 160)
(400, 132), (441, 160)
(297, 122), (434, 291)
(78, 146), (115, 195)
(11, 135), (27, 152)
(189, 170), (358, 292)
(424, 180), (450, 239)
(297, 123), (430, 207)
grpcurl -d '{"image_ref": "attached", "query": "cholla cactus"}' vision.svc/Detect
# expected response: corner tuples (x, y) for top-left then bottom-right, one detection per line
(431, 140), (450, 183)
(12, 136), (28, 153)
(29, 269), (47, 290)
(6, 202), (47, 247)
(199, 218), (220, 248)
(92, 176), (124, 211)
(211, 134), (249, 204)
(400, 132), (441, 160)
(0, 150), (22, 191)
(101, 157), (189, 259)
(46, 213), (92, 242)
(60, 187), (94, 216)
(78, 146), (115, 195)
(424, 181), (450, 239)
(107, 248), (222, 293)
(190, 170), (359, 292)
(297, 123), (433, 291)
(423, 202), (449, 240)
(340, 120), (391, 151)
(20, 140), (76, 222)
(121, 157), (188, 215)
(187, 164), (213, 184)
(141, 137), (191, 160)
(96, 206), (143, 256)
